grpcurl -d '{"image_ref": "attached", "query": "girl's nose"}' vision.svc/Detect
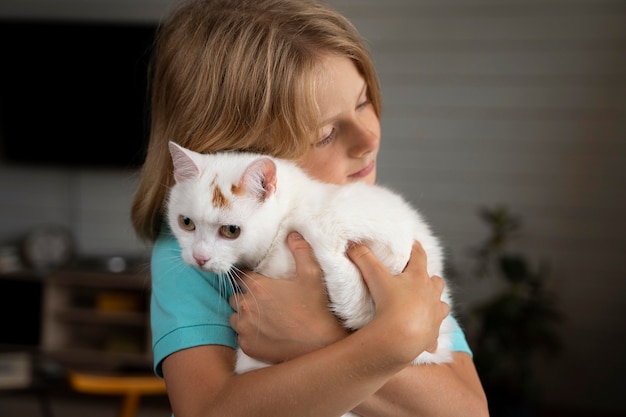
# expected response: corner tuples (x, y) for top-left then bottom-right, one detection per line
(348, 119), (379, 158)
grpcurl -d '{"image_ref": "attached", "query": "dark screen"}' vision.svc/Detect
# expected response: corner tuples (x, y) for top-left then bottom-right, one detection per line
(0, 277), (42, 347)
(0, 19), (156, 169)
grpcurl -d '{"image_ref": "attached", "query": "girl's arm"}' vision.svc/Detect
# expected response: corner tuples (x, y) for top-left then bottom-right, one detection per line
(162, 236), (451, 417)
(230, 232), (489, 417)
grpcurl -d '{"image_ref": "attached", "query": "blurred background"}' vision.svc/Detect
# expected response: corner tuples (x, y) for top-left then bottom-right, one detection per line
(0, 0), (624, 416)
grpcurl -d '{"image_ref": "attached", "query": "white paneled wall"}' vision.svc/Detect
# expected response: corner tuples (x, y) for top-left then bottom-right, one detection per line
(338, 1), (626, 413)
(0, 166), (148, 257)
(0, 0), (625, 413)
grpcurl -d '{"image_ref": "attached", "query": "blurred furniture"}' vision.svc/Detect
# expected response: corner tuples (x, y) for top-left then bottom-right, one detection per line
(1, 261), (161, 416)
(0, 261), (153, 371)
(0, 347), (67, 417)
(67, 370), (166, 417)
(39, 263), (153, 372)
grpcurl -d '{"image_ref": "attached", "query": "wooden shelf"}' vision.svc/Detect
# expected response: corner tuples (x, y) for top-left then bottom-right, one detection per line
(39, 268), (153, 372)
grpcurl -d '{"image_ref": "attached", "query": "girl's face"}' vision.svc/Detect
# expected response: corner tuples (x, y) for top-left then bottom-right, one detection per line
(299, 55), (381, 185)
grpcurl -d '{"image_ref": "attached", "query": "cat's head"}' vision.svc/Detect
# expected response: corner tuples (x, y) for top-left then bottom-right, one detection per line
(167, 141), (282, 274)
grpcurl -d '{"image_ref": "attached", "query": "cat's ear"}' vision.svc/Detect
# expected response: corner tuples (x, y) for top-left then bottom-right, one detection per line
(169, 141), (202, 183)
(238, 157), (277, 202)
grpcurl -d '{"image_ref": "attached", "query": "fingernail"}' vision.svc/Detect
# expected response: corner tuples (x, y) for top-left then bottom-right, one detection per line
(289, 231), (303, 240)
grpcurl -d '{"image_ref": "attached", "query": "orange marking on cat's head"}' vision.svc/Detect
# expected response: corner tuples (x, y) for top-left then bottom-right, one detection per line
(231, 182), (245, 196)
(212, 185), (230, 208)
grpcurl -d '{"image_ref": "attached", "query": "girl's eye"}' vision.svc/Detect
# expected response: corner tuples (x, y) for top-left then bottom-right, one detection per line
(315, 127), (336, 148)
(178, 215), (195, 231)
(356, 98), (371, 110)
(220, 224), (241, 239)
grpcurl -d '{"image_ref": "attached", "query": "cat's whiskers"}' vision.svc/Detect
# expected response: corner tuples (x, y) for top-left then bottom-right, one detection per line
(220, 268), (242, 303)
(161, 246), (242, 316)
(163, 247), (190, 278)
(226, 267), (264, 339)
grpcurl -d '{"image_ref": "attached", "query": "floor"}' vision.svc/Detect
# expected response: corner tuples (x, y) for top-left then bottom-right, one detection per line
(0, 348), (171, 417)
(0, 390), (172, 417)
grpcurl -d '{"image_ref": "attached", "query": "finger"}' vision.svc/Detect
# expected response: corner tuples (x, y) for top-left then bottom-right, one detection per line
(440, 300), (451, 319)
(345, 242), (387, 288)
(426, 340), (438, 354)
(431, 276), (449, 307)
(228, 294), (238, 311)
(228, 311), (238, 331)
(430, 275), (445, 294)
(287, 231), (321, 280)
(403, 240), (428, 273)
(233, 270), (263, 293)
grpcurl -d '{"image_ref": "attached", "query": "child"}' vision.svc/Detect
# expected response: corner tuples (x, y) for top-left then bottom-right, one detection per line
(131, 0), (488, 415)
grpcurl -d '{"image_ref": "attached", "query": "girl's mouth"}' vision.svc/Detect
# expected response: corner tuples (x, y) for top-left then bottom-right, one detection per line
(349, 160), (375, 179)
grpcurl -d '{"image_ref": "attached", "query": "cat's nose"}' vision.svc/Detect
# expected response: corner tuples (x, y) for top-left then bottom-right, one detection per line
(194, 254), (209, 266)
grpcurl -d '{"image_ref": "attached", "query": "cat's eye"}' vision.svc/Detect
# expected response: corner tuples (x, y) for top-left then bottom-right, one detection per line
(178, 215), (195, 231)
(220, 225), (241, 239)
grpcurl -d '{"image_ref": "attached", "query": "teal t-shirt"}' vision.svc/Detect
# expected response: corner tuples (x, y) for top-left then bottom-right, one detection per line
(150, 229), (472, 377)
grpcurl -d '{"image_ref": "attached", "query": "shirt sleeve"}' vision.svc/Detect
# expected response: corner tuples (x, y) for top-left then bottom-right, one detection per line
(150, 230), (238, 377)
(448, 314), (473, 356)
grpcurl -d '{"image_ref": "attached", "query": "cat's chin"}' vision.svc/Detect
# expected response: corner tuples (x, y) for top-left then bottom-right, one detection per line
(199, 265), (232, 275)
(184, 259), (233, 275)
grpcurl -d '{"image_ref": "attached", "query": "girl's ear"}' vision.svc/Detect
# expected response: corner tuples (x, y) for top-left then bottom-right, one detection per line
(238, 157), (277, 202)
(169, 141), (202, 183)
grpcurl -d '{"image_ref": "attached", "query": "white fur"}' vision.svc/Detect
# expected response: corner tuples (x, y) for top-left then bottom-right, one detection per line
(166, 142), (455, 391)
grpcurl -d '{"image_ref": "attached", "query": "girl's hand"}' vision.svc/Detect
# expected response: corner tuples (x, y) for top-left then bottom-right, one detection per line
(229, 232), (348, 364)
(347, 240), (450, 363)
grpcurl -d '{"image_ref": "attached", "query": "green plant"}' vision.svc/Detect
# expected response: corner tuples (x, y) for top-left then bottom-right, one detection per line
(469, 205), (562, 413)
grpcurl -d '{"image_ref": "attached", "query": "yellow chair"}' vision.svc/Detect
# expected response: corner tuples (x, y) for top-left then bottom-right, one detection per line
(67, 370), (167, 417)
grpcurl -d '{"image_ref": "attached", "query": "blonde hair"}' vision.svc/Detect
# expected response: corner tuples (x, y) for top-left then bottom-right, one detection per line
(131, 0), (382, 241)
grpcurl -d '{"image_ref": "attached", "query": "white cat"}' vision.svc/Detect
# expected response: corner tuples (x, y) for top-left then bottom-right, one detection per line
(166, 141), (455, 380)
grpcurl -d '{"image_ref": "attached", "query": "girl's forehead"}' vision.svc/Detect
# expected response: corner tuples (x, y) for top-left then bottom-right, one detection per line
(314, 55), (366, 121)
